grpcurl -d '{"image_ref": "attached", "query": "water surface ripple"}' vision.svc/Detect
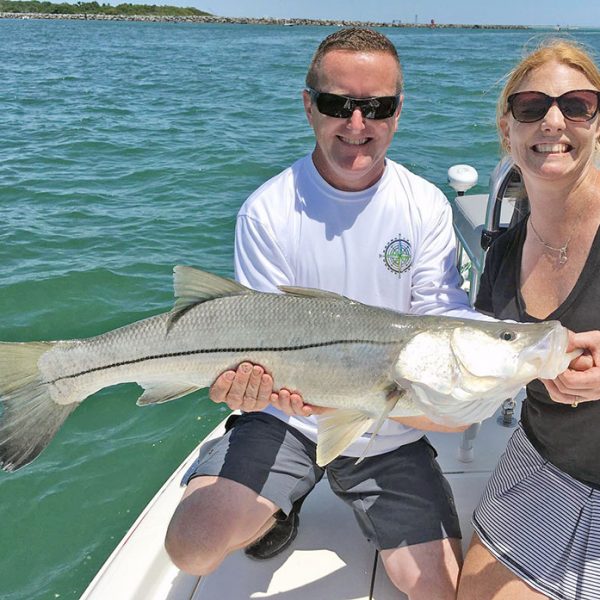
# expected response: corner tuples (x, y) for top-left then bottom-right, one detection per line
(1, 19), (599, 599)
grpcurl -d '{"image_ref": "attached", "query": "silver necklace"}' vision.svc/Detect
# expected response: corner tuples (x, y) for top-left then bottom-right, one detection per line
(528, 218), (571, 265)
(528, 172), (598, 265)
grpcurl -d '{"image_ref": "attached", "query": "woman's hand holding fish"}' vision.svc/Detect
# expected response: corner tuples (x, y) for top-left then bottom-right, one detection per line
(542, 330), (600, 406)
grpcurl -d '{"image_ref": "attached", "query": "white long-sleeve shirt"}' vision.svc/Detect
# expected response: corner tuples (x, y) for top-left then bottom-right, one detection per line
(234, 155), (478, 457)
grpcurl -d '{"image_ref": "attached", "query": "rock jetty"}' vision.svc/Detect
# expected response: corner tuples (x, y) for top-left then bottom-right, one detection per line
(0, 13), (529, 29)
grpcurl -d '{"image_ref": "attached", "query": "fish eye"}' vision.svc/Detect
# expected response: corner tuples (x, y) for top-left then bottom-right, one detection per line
(499, 330), (517, 341)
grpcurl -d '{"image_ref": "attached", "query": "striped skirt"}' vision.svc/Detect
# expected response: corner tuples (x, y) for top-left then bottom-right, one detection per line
(473, 426), (600, 600)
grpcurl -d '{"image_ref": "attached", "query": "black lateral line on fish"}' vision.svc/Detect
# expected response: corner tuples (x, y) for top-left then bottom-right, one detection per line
(47, 339), (397, 384)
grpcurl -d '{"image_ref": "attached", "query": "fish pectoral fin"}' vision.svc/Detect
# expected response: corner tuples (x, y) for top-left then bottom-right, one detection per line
(388, 385), (423, 417)
(136, 382), (200, 406)
(355, 387), (404, 464)
(169, 266), (252, 328)
(315, 410), (374, 467)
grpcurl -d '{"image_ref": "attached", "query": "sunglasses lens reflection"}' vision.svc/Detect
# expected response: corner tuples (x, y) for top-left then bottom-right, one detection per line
(510, 92), (552, 122)
(312, 91), (399, 120)
(510, 90), (600, 123)
(560, 92), (599, 120)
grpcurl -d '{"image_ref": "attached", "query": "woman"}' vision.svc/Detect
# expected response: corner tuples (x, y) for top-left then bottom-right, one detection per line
(458, 39), (600, 600)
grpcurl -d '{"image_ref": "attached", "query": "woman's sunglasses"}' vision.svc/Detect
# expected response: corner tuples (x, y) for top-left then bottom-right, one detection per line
(306, 88), (401, 120)
(507, 89), (600, 123)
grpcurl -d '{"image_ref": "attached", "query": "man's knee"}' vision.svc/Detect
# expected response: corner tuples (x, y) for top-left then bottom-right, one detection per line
(164, 499), (226, 575)
(164, 476), (279, 575)
(381, 538), (461, 599)
(164, 477), (236, 575)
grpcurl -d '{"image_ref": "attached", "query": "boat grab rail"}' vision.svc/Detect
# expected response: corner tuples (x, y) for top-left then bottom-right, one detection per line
(451, 157), (527, 458)
(481, 156), (527, 251)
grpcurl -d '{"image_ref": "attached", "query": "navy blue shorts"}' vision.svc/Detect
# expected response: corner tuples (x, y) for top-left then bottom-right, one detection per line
(183, 412), (460, 550)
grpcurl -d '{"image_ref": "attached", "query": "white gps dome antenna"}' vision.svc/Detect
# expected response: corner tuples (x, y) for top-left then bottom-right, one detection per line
(447, 164), (478, 195)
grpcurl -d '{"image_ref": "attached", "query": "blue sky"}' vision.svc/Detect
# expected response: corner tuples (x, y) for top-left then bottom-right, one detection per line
(184, 1), (600, 28)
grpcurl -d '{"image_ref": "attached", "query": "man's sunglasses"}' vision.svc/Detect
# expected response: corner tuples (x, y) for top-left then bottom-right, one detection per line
(507, 89), (600, 123)
(306, 88), (401, 120)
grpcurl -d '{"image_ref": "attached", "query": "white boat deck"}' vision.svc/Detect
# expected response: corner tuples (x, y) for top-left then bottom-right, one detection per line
(81, 402), (518, 600)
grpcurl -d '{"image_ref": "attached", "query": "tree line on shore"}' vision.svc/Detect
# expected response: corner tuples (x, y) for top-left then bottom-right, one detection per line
(0, 0), (211, 15)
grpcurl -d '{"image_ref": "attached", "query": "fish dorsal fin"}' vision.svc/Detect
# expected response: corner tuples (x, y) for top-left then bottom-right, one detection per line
(174, 265), (250, 302)
(278, 285), (355, 302)
(170, 266), (252, 326)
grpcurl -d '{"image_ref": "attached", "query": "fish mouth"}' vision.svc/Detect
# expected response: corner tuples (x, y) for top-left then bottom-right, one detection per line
(515, 322), (570, 379)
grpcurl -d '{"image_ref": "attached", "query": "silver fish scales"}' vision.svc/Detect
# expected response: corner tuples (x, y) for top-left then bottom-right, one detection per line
(0, 266), (576, 471)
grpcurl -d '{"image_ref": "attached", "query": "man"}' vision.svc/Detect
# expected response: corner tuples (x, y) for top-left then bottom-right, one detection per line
(165, 28), (476, 599)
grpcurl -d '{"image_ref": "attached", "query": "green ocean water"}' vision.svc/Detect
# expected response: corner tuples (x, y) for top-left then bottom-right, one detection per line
(1, 18), (600, 599)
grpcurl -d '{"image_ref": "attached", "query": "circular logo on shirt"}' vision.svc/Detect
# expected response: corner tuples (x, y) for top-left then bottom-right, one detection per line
(380, 236), (412, 275)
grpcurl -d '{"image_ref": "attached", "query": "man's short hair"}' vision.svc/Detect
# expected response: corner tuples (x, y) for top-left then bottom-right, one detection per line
(306, 28), (403, 93)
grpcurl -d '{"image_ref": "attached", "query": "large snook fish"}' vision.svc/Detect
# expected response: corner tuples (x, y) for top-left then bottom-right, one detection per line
(0, 266), (576, 472)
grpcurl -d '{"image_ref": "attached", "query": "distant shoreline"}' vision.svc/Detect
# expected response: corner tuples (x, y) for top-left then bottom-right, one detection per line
(0, 13), (530, 29)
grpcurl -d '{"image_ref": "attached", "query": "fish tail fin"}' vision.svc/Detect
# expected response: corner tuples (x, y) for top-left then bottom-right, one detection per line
(0, 342), (76, 472)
